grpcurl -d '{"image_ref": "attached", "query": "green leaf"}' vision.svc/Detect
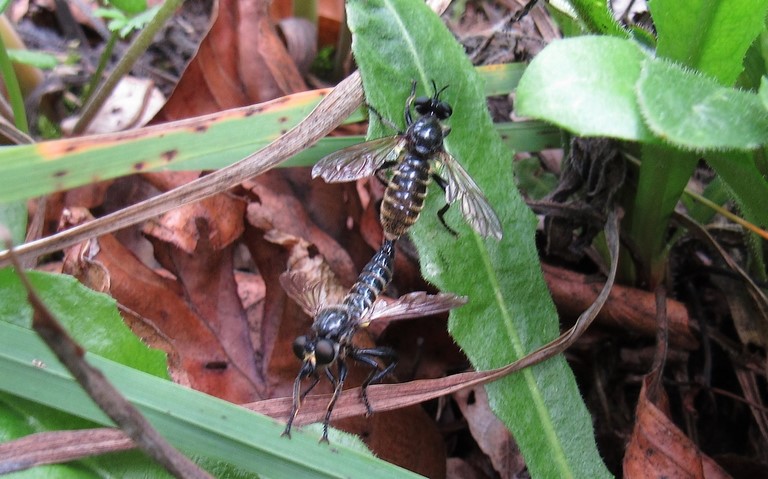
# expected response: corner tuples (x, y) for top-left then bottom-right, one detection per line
(107, 0), (147, 15)
(0, 268), (168, 378)
(7, 49), (58, 69)
(0, 322), (421, 478)
(759, 76), (768, 110)
(628, 145), (698, 284)
(348, 1), (610, 477)
(650, 0), (768, 86)
(637, 57), (768, 151)
(566, 0), (627, 37)
(0, 201), (27, 245)
(516, 36), (654, 142)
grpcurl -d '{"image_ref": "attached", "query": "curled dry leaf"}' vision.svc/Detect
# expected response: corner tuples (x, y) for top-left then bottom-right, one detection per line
(623, 372), (732, 479)
(143, 192), (246, 253)
(277, 18), (317, 76)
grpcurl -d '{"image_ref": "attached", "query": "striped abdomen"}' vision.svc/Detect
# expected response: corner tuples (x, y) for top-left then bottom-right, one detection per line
(314, 240), (396, 339)
(343, 239), (396, 320)
(381, 155), (432, 240)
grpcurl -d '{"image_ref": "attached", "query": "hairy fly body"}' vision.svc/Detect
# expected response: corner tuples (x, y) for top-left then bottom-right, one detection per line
(312, 81), (503, 241)
(280, 239), (468, 442)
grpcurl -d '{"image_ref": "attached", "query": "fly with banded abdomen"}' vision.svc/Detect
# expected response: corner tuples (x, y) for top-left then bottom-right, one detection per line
(280, 239), (467, 442)
(312, 80), (503, 241)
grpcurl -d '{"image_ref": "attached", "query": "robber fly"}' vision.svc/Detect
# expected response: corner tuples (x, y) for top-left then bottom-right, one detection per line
(281, 239), (467, 442)
(312, 80), (503, 240)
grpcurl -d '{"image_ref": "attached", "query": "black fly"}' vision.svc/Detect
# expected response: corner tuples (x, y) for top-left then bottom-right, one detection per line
(280, 239), (467, 441)
(312, 80), (503, 240)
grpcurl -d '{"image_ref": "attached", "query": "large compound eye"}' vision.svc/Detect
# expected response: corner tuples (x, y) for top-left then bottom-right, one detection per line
(314, 339), (337, 365)
(435, 101), (452, 119)
(292, 336), (308, 359)
(414, 96), (431, 114)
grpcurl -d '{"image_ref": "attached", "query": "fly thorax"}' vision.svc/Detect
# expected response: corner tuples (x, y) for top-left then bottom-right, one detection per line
(408, 116), (444, 156)
(314, 307), (350, 338)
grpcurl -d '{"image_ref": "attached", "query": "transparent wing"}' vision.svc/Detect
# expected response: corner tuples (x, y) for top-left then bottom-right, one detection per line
(438, 152), (503, 240)
(366, 292), (468, 324)
(312, 136), (406, 182)
(279, 270), (329, 317)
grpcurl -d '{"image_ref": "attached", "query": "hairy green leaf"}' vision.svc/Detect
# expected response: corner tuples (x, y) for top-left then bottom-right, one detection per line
(637, 58), (768, 150)
(516, 36), (653, 142)
(0, 268), (168, 378)
(566, 0), (627, 37)
(348, 1), (610, 477)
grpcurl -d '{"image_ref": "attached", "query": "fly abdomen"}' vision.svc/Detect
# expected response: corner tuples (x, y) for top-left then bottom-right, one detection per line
(343, 239), (396, 318)
(381, 155), (431, 240)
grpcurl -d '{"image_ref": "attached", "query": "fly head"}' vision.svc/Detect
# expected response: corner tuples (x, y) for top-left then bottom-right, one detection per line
(292, 334), (339, 372)
(414, 82), (452, 120)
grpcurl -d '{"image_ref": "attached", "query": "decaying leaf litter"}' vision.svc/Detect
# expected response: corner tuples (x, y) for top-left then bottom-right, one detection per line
(1, 0), (766, 477)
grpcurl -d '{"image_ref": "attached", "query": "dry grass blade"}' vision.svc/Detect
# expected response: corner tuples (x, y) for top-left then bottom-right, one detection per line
(2, 233), (212, 479)
(249, 209), (622, 425)
(0, 429), (133, 474)
(0, 72), (364, 267)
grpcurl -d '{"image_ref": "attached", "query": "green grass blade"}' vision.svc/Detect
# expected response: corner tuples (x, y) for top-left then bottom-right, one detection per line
(651, 0), (768, 86)
(0, 64), (528, 204)
(0, 321), (423, 478)
(347, 0), (610, 477)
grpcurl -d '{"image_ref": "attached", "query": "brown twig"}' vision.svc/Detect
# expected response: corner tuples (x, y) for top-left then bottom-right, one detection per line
(0, 429), (133, 474)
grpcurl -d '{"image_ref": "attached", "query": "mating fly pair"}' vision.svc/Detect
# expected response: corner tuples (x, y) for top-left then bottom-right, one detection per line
(282, 81), (498, 441)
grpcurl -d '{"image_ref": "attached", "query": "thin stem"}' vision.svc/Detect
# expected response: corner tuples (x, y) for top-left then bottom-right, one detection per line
(0, 31), (28, 133)
(82, 33), (118, 106)
(72, 0), (184, 134)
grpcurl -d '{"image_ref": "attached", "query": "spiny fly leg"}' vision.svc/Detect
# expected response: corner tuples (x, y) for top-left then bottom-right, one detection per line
(432, 173), (459, 237)
(320, 360), (348, 443)
(352, 347), (398, 416)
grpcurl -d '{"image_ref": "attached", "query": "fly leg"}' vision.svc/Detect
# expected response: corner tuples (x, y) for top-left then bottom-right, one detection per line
(432, 173), (459, 237)
(366, 103), (402, 133)
(351, 347), (398, 416)
(321, 359), (348, 443)
(283, 371), (320, 438)
(404, 80), (417, 126)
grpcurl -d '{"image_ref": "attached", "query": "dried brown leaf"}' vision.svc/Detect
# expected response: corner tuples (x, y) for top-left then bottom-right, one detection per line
(623, 373), (732, 479)
(155, 0), (306, 121)
(61, 210), (259, 403)
(454, 386), (525, 478)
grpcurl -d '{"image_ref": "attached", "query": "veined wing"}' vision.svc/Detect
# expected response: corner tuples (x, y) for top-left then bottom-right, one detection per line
(364, 292), (468, 325)
(279, 270), (332, 317)
(438, 152), (503, 240)
(312, 136), (406, 182)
